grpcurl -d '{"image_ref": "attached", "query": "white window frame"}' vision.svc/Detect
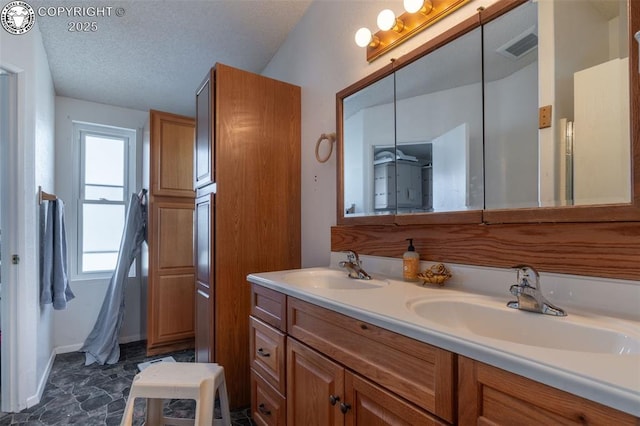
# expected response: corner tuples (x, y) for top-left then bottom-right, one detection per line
(72, 122), (137, 280)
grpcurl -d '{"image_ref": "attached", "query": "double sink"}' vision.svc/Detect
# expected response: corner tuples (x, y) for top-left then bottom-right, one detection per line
(281, 267), (640, 356)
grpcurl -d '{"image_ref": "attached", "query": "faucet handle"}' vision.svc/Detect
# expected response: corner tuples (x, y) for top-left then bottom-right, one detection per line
(342, 250), (359, 264)
(512, 264), (540, 289)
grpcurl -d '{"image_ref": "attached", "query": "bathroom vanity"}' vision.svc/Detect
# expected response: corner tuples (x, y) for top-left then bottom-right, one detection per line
(247, 262), (639, 425)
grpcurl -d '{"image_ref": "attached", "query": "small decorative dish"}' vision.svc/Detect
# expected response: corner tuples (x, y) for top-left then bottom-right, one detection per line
(418, 263), (452, 286)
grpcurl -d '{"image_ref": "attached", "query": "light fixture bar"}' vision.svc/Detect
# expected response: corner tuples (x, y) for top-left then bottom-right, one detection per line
(365, 0), (471, 62)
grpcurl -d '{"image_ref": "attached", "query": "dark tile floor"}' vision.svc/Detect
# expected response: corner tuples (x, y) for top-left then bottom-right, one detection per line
(0, 341), (254, 425)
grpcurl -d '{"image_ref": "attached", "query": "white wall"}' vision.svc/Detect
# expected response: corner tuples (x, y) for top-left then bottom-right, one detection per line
(262, 0), (499, 267)
(53, 97), (148, 352)
(0, 24), (55, 411)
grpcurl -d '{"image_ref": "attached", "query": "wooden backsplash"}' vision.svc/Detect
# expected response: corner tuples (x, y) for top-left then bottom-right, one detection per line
(331, 222), (640, 281)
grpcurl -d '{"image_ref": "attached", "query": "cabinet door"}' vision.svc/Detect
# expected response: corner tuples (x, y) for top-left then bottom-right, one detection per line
(194, 190), (214, 362)
(147, 201), (195, 353)
(287, 338), (344, 426)
(345, 372), (447, 426)
(195, 70), (214, 189)
(150, 110), (196, 197)
(458, 356), (638, 426)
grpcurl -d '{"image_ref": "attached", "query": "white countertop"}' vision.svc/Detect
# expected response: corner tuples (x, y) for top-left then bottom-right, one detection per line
(247, 257), (640, 417)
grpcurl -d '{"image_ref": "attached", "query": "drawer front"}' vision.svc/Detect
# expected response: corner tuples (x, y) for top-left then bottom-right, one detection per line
(250, 316), (286, 395)
(251, 370), (286, 426)
(251, 284), (287, 331)
(288, 297), (455, 423)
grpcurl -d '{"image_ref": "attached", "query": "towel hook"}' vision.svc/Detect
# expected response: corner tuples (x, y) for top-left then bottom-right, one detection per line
(315, 132), (336, 163)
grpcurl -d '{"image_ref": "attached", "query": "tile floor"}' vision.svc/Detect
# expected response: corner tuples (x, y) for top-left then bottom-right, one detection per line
(0, 341), (254, 425)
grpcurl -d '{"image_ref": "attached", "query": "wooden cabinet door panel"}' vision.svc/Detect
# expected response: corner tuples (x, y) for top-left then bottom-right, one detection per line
(151, 110), (195, 197)
(149, 273), (195, 344)
(287, 338), (344, 426)
(458, 356), (638, 426)
(345, 372), (447, 426)
(155, 203), (194, 270)
(195, 71), (213, 189)
(195, 192), (214, 362)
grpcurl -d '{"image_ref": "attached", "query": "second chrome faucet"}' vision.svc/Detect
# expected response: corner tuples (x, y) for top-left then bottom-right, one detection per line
(507, 264), (567, 316)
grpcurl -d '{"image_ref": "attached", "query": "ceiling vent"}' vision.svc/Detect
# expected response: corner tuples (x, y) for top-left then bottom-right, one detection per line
(496, 26), (538, 60)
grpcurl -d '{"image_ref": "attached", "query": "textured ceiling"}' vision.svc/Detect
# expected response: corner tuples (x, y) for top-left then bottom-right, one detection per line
(32, 0), (312, 117)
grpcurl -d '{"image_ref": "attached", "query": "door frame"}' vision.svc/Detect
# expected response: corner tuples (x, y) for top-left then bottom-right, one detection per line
(1, 66), (24, 413)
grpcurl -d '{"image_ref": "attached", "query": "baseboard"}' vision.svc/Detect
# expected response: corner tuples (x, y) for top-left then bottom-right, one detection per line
(26, 349), (56, 408)
(55, 334), (145, 355)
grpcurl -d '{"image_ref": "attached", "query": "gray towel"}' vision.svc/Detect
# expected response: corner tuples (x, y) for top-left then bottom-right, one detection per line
(81, 192), (147, 365)
(40, 199), (74, 309)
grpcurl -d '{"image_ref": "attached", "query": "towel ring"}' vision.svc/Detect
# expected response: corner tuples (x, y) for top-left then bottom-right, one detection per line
(315, 132), (336, 163)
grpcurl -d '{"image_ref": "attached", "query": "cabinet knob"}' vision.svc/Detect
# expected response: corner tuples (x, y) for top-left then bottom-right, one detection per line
(258, 403), (271, 416)
(329, 394), (340, 406)
(340, 402), (352, 414)
(257, 348), (271, 357)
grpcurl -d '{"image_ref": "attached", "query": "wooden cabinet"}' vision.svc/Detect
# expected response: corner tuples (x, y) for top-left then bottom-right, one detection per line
(287, 337), (443, 426)
(457, 356), (638, 426)
(194, 187), (214, 362)
(287, 337), (345, 425)
(195, 70), (213, 189)
(195, 63), (301, 408)
(249, 285), (453, 425)
(250, 285), (288, 425)
(288, 297), (456, 423)
(144, 110), (195, 355)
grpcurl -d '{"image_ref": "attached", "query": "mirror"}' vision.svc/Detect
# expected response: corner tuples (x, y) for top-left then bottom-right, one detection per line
(338, 0), (637, 224)
(342, 73), (395, 218)
(484, 0), (630, 210)
(341, 28), (483, 219)
(394, 28), (484, 214)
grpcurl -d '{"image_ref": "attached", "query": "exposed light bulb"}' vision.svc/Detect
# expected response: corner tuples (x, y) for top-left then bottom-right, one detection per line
(377, 9), (397, 31)
(403, 0), (425, 13)
(355, 27), (373, 47)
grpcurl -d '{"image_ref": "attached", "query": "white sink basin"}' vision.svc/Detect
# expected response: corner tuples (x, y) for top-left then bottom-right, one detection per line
(406, 296), (640, 354)
(282, 268), (389, 290)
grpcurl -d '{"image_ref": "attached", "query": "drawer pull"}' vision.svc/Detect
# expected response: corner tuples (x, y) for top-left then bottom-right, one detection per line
(258, 403), (271, 416)
(329, 394), (340, 405)
(360, 323), (368, 330)
(340, 402), (352, 414)
(257, 348), (271, 357)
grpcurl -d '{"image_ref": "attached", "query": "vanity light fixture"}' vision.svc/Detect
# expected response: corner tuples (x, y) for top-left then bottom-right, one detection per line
(355, 0), (470, 62)
(377, 9), (404, 32)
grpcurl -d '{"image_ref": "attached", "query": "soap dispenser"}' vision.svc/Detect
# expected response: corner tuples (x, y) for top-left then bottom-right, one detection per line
(403, 238), (420, 282)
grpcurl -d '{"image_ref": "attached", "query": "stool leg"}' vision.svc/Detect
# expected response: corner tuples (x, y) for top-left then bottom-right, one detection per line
(217, 380), (231, 426)
(146, 398), (164, 426)
(120, 396), (136, 426)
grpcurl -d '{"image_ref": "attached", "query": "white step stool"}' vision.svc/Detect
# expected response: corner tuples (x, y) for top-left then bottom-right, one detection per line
(120, 362), (231, 426)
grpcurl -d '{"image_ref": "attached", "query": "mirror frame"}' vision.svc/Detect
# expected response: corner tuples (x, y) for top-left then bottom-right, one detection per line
(337, 0), (640, 226)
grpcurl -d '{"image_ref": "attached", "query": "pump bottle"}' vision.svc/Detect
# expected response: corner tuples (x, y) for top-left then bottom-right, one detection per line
(403, 238), (420, 282)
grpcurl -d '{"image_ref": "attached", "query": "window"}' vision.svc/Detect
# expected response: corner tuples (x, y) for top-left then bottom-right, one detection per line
(74, 123), (136, 276)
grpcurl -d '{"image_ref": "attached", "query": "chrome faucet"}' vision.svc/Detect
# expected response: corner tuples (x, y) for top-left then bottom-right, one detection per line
(507, 265), (567, 316)
(339, 250), (372, 280)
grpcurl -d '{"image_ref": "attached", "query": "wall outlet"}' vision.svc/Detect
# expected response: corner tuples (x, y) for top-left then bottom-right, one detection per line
(539, 105), (552, 129)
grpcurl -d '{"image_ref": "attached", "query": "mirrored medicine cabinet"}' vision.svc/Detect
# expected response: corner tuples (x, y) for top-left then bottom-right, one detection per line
(337, 0), (639, 226)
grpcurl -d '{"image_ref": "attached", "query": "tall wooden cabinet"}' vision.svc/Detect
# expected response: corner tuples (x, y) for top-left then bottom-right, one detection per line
(195, 63), (301, 408)
(143, 109), (196, 355)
